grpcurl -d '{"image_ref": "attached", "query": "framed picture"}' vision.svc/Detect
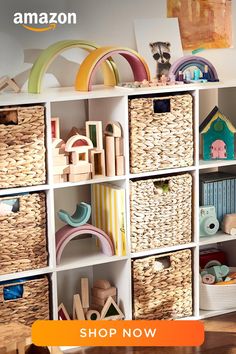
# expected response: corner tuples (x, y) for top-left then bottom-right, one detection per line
(58, 303), (70, 320)
(51, 117), (60, 139)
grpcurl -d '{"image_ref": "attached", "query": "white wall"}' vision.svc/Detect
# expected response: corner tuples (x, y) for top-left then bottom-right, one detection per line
(0, 0), (235, 86)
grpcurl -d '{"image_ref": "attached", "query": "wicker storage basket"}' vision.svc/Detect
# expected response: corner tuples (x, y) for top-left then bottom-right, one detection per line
(130, 174), (192, 253)
(0, 192), (48, 275)
(129, 94), (193, 173)
(200, 268), (236, 311)
(0, 105), (46, 188)
(132, 249), (192, 320)
(0, 277), (50, 325)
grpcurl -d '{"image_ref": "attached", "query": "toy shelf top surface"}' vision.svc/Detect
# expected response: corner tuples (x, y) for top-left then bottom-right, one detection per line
(1, 80), (236, 106)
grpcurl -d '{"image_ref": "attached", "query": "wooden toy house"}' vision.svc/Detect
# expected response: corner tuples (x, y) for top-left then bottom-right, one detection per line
(200, 106), (236, 160)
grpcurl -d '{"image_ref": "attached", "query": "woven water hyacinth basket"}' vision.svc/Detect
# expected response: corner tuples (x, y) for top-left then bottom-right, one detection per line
(129, 94), (193, 173)
(0, 193), (48, 275)
(130, 173), (192, 252)
(0, 105), (46, 188)
(132, 249), (192, 320)
(0, 277), (50, 325)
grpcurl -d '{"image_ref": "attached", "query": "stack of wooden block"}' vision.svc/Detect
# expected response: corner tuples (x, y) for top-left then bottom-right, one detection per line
(52, 139), (69, 183)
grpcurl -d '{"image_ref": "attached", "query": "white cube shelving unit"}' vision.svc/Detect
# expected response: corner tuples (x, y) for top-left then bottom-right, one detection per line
(1, 82), (236, 323)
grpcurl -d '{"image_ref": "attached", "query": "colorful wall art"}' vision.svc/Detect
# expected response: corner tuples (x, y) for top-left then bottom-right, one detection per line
(167, 0), (232, 50)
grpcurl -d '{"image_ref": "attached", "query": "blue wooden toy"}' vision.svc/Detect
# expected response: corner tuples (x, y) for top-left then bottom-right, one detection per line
(201, 265), (229, 283)
(58, 202), (91, 227)
(200, 106), (236, 160)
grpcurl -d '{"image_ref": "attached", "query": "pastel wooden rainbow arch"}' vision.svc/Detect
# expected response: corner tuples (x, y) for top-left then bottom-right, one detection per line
(28, 40), (119, 93)
(169, 55), (219, 82)
(56, 224), (115, 264)
(76, 46), (151, 91)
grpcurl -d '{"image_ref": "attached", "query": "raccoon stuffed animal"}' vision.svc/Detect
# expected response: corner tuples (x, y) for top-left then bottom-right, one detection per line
(149, 42), (171, 79)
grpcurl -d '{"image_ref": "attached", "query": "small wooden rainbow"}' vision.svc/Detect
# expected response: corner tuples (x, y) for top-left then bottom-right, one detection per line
(169, 55), (219, 82)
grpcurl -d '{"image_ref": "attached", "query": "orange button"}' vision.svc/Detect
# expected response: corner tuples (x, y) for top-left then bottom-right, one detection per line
(32, 320), (204, 347)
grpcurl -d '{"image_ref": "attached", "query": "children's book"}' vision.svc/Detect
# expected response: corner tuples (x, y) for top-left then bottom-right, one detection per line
(91, 183), (127, 256)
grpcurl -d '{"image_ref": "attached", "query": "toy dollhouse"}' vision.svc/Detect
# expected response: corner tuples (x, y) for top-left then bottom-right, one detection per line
(200, 106), (236, 160)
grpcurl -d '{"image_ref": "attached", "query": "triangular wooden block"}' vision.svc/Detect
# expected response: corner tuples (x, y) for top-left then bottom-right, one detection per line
(0, 76), (20, 93)
(100, 296), (124, 320)
(73, 294), (85, 320)
(58, 303), (71, 320)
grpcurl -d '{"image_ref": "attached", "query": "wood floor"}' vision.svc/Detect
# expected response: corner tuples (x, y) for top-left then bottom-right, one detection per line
(68, 313), (236, 354)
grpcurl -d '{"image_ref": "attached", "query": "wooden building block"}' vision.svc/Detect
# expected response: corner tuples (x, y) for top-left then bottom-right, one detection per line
(91, 286), (116, 299)
(0, 76), (20, 93)
(116, 156), (125, 176)
(53, 147), (67, 156)
(68, 173), (91, 182)
(53, 165), (69, 175)
(93, 279), (111, 289)
(69, 163), (91, 174)
(58, 303), (71, 320)
(53, 155), (69, 166)
(65, 126), (80, 142)
(105, 121), (122, 137)
(86, 310), (101, 321)
(51, 117), (60, 139)
(65, 134), (93, 152)
(71, 150), (89, 165)
(53, 174), (68, 184)
(86, 121), (103, 150)
(81, 278), (89, 311)
(73, 294), (85, 320)
(115, 137), (124, 156)
(100, 296), (124, 320)
(92, 295), (117, 307)
(105, 136), (115, 177)
(52, 138), (65, 149)
(0, 323), (31, 354)
(90, 149), (105, 178)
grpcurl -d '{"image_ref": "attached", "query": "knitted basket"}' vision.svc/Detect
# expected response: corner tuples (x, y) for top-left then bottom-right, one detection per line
(132, 249), (192, 320)
(0, 192), (48, 275)
(129, 94), (193, 173)
(0, 106), (46, 188)
(0, 277), (50, 325)
(130, 173), (192, 253)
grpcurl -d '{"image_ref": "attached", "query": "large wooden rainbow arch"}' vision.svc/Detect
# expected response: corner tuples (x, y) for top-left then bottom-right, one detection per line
(28, 40), (119, 93)
(76, 46), (151, 91)
(56, 224), (115, 264)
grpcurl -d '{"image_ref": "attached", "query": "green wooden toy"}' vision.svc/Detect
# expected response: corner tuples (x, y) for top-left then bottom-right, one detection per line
(200, 106), (236, 160)
(58, 202), (91, 227)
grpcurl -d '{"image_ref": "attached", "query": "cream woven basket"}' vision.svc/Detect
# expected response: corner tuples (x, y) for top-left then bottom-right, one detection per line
(0, 192), (48, 275)
(129, 94), (194, 173)
(200, 267), (236, 310)
(130, 173), (192, 253)
(0, 105), (46, 188)
(132, 249), (192, 320)
(0, 277), (50, 325)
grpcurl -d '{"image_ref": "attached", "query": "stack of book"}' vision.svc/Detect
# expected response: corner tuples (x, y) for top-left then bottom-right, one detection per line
(200, 172), (236, 222)
(91, 183), (127, 256)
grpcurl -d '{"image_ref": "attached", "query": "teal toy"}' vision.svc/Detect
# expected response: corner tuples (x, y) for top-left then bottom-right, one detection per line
(58, 202), (91, 227)
(200, 106), (236, 160)
(201, 265), (229, 283)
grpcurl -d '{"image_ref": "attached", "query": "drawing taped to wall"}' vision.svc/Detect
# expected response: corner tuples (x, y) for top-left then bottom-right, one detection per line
(167, 0), (232, 50)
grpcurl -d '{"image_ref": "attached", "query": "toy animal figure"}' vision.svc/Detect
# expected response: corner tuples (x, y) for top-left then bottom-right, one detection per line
(149, 41), (171, 79)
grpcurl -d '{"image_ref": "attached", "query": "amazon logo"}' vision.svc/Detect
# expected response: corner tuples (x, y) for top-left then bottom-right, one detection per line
(13, 12), (77, 31)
